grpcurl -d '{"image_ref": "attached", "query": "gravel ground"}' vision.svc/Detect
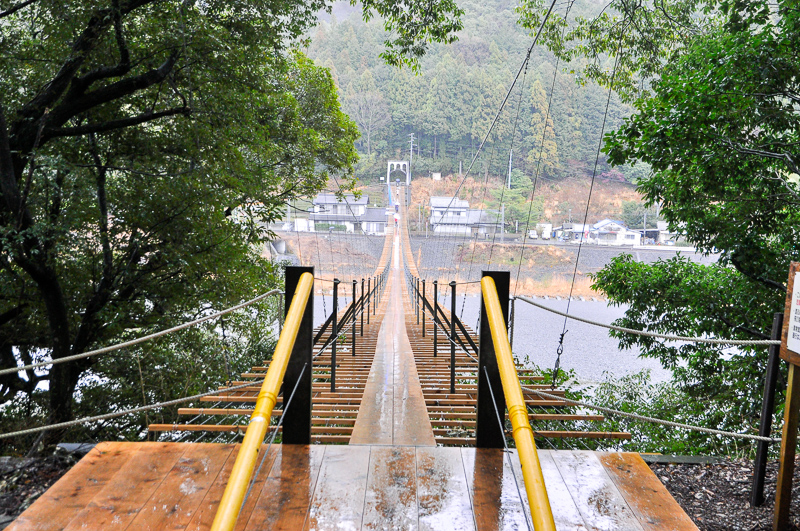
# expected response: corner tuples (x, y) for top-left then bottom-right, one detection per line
(0, 452), (77, 530)
(650, 457), (800, 530)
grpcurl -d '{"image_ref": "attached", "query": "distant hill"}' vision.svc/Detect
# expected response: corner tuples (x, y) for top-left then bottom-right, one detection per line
(306, 0), (650, 190)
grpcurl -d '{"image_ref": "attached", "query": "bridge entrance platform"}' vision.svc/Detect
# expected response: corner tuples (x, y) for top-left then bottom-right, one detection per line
(10, 441), (697, 530)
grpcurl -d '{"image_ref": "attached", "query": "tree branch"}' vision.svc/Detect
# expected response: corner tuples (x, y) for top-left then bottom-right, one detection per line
(44, 106), (189, 139)
(0, 0), (38, 19)
(45, 52), (181, 132)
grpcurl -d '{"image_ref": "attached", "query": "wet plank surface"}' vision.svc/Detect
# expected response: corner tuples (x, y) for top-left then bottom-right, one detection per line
(12, 443), (695, 530)
(350, 232), (436, 446)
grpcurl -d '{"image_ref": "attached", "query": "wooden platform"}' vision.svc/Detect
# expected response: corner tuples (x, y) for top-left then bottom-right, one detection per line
(10, 442), (696, 530)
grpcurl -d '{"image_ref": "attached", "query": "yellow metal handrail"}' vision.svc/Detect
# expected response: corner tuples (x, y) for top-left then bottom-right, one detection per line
(481, 276), (556, 531)
(210, 272), (314, 531)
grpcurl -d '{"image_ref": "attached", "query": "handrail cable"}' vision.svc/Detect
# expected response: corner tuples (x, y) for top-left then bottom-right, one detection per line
(514, 0), (576, 298)
(520, 385), (781, 443)
(515, 296), (781, 346)
(0, 289), (283, 376)
(210, 272), (314, 531)
(0, 381), (256, 440)
(481, 276), (556, 531)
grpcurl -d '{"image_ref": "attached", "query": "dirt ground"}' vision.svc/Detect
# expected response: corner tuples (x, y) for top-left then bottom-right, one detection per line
(650, 457), (800, 530)
(2, 451), (799, 529)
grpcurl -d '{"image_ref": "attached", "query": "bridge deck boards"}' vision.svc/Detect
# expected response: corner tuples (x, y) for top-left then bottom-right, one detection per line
(9, 442), (696, 530)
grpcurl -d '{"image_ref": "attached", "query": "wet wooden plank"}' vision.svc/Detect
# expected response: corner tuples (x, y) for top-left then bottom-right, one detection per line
(598, 452), (698, 531)
(7, 442), (138, 531)
(231, 445), (281, 531)
(525, 450), (587, 531)
(362, 446), (418, 530)
(61, 442), (188, 531)
(127, 442), (234, 530)
(550, 450), (645, 531)
(416, 447), (476, 531)
(461, 448), (527, 531)
(184, 444), (239, 531)
(304, 445), (371, 530)
(241, 445), (326, 531)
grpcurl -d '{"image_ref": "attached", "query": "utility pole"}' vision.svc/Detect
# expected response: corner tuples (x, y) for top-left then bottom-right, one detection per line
(507, 149), (513, 189)
(408, 133), (414, 205)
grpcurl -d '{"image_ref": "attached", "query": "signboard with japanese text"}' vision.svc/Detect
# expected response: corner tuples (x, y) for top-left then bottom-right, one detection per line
(782, 262), (800, 365)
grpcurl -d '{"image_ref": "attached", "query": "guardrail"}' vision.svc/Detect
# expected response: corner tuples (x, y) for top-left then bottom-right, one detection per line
(481, 274), (556, 531)
(209, 271), (314, 531)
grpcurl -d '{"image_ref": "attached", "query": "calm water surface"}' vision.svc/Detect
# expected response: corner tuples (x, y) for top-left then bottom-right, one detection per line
(312, 294), (672, 385)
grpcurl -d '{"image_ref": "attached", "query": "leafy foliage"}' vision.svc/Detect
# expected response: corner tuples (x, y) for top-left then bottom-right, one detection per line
(0, 0), (462, 451)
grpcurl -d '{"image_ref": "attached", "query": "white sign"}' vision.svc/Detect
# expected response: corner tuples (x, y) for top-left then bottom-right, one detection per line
(789, 271), (800, 354)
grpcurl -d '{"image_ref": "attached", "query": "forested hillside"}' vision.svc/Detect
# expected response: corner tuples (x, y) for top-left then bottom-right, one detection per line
(306, 0), (646, 186)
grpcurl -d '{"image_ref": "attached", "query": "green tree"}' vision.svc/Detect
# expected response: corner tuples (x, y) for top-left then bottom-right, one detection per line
(589, 1), (799, 437)
(0, 0), (460, 449)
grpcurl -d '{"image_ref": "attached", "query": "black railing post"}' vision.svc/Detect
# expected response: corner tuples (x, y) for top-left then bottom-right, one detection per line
(331, 279), (339, 393)
(422, 279), (426, 337)
(415, 277), (420, 323)
(476, 270), (510, 449)
(751, 312), (785, 507)
(352, 279), (357, 355)
(367, 277), (371, 325)
(360, 278), (365, 337)
(450, 280), (457, 394)
(282, 265), (313, 444)
(433, 280), (439, 358)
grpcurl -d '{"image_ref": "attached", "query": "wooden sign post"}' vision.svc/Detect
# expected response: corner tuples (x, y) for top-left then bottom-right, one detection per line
(775, 262), (800, 530)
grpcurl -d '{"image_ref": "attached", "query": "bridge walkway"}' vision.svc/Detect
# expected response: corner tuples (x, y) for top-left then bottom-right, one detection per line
(9, 192), (698, 530)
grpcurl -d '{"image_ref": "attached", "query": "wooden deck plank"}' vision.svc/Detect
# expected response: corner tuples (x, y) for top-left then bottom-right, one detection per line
(304, 445), (371, 530)
(232, 445), (282, 531)
(126, 442), (234, 530)
(242, 445), (326, 531)
(6, 442), (138, 531)
(183, 443), (239, 531)
(598, 452), (698, 531)
(461, 448), (528, 531)
(528, 450), (588, 531)
(416, 447), (476, 531)
(61, 442), (188, 531)
(362, 446), (418, 530)
(550, 450), (645, 531)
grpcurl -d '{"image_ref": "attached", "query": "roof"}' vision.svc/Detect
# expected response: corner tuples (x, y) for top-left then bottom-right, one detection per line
(593, 219), (626, 230)
(313, 193), (369, 206)
(362, 208), (388, 223)
(431, 209), (499, 226)
(430, 196), (469, 209)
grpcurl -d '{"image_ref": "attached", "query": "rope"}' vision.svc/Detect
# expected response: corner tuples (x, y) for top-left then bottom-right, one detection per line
(0, 381), (258, 440)
(520, 385), (780, 443)
(515, 296), (781, 346)
(0, 289), (283, 376)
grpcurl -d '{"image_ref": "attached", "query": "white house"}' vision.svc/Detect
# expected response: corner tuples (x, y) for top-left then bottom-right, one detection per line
(308, 194), (369, 233)
(590, 219), (641, 246)
(428, 196), (499, 236)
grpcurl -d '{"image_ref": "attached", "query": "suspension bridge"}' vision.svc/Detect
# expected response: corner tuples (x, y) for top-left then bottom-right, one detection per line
(7, 192), (709, 531)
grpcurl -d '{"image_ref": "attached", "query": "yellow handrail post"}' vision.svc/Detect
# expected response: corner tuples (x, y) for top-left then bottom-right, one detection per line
(481, 275), (556, 531)
(210, 271), (314, 531)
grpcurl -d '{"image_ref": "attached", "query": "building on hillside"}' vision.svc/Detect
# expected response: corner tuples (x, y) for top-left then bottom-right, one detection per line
(308, 194), (369, 233)
(362, 207), (388, 235)
(589, 219), (642, 246)
(428, 196), (500, 236)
